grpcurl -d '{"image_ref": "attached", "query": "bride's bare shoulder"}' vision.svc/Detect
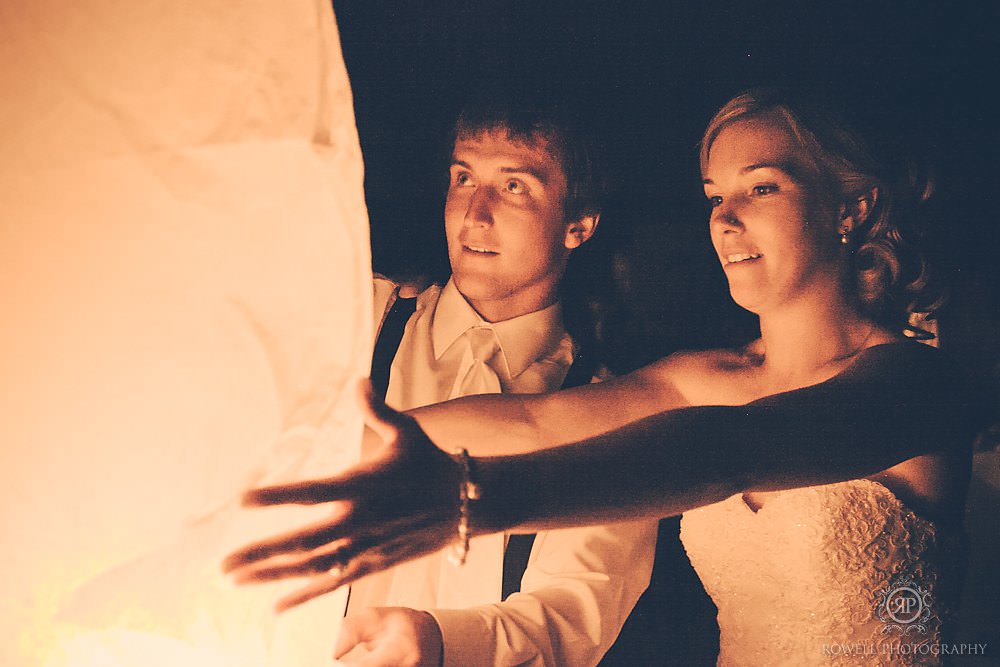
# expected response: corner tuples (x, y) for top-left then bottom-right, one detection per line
(652, 341), (761, 373)
(636, 342), (762, 405)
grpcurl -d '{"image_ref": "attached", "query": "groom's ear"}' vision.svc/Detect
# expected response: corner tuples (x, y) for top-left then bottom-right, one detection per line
(564, 212), (600, 250)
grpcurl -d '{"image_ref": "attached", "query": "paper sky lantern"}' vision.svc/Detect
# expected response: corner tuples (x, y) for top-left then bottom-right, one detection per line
(0, 1), (371, 663)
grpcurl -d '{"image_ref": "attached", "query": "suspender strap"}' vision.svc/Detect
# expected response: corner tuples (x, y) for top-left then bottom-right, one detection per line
(501, 349), (595, 600)
(369, 294), (417, 402)
(501, 533), (535, 600)
(559, 350), (594, 391)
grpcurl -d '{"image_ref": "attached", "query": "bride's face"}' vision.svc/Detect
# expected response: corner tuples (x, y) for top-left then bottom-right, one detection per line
(702, 114), (844, 315)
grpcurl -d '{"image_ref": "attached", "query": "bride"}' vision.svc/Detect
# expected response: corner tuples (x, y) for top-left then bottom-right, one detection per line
(226, 89), (976, 665)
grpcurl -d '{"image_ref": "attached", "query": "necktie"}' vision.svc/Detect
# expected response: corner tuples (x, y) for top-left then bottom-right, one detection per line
(450, 326), (502, 399)
(433, 326), (504, 604)
(452, 326), (535, 601)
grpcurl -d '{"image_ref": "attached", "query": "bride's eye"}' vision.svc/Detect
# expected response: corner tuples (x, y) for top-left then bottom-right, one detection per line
(751, 184), (778, 196)
(707, 195), (723, 209)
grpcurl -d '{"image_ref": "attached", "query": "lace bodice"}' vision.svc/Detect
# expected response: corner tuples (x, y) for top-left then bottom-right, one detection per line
(680, 479), (965, 666)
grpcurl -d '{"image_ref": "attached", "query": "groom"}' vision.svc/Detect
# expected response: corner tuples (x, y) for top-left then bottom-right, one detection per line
(338, 93), (657, 667)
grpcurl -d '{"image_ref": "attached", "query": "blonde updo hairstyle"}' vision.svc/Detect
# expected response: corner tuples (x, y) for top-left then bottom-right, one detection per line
(700, 88), (937, 334)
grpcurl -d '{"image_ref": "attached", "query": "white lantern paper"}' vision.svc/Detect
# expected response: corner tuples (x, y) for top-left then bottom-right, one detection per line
(0, 1), (371, 664)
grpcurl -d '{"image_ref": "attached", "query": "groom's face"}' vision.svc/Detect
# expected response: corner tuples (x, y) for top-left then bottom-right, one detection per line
(444, 129), (576, 322)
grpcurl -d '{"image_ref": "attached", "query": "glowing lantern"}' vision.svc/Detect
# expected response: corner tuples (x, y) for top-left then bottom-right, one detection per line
(0, 0), (370, 664)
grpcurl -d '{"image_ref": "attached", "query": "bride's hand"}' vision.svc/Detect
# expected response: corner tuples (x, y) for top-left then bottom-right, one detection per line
(222, 381), (462, 611)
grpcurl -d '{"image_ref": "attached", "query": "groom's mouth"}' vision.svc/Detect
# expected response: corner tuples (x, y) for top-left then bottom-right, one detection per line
(724, 252), (762, 265)
(463, 244), (499, 256)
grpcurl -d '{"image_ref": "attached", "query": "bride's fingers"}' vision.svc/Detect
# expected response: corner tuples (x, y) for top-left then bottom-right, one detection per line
(233, 546), (351, 583)
(227, 507), (446, 579)
(222, 505), (353, 572)
(273, 526), (452, 612)
(241, 466), (378, 506)
(226, 477), (452, 574)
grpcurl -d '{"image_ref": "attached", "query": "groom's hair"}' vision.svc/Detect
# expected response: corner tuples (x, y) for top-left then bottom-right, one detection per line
(451, 83), (608, 223)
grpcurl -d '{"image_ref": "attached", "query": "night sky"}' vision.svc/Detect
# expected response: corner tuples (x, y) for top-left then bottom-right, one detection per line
(333, 1), (996, 374)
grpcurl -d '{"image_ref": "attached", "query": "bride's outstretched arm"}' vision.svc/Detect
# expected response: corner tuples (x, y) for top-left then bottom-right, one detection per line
(449, 343), (972, 530)
(409, 359), (690, 456)
(224, 341), (976, 610)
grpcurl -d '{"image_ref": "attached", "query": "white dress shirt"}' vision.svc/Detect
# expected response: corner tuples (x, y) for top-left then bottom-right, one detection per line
(350, 277), (657, 667)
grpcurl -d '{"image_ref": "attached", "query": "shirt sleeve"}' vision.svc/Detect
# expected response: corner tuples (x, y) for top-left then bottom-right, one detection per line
(428, 518), (657, 667)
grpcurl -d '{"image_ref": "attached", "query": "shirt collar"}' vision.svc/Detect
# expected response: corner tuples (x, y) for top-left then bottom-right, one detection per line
(431, 278), (566, 379)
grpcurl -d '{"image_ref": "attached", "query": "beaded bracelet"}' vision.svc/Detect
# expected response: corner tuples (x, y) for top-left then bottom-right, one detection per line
(447, 448), (481, 566)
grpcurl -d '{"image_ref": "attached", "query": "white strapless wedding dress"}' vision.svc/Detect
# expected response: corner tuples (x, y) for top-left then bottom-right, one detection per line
(681, 479), (965, 666)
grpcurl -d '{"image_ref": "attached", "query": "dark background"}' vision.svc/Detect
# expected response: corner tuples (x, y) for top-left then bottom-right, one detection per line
(332, 2), (997, 663)
(332, 0), (996, 375)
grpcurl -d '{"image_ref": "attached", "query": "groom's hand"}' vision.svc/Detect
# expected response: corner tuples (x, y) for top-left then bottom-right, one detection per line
(336, 606), (444, 667)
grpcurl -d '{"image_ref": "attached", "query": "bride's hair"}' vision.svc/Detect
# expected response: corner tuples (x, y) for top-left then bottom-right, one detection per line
(699, 88), (940, 335)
